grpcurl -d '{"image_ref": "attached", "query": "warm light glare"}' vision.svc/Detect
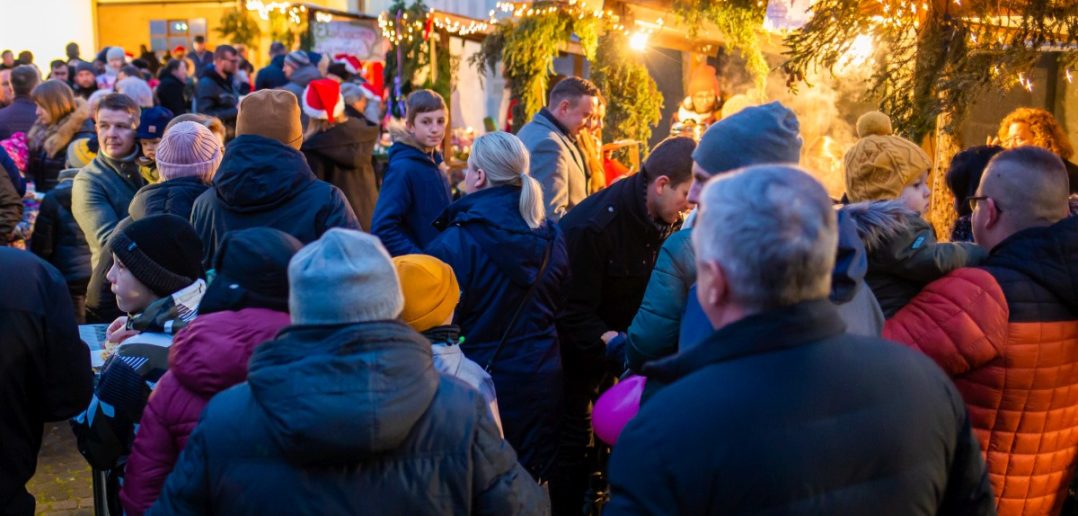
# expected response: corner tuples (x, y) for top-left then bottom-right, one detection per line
(629, 31), (649, 51)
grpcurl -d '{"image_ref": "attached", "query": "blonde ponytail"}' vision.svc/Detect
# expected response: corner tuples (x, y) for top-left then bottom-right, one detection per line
(470, 131), (547, 229)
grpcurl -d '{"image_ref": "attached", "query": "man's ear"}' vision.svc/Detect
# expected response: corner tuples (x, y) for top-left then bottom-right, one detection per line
(653, 175), (671, 195)
(698, 259), (729, 310)
(986, 198), (1003, 229)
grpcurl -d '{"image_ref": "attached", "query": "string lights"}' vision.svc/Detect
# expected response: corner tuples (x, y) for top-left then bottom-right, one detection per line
(245, 1), (305, 24)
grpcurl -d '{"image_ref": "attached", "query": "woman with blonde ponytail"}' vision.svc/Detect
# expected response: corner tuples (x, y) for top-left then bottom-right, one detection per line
(426, 131), (570, 481)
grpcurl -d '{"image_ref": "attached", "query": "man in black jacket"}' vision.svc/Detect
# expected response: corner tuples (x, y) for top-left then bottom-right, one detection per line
(195, 45), (239, 131)
(254, 42), (288, 91)
(552, 136), (696, 513)
(606, 165), (994, 515)
(156, 59), (190, 116)
(0, 249), (93, 515)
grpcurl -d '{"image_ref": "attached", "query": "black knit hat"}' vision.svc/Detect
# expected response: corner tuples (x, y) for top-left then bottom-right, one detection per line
(109, 214), (204, 297)
(197, 227), (303, 314)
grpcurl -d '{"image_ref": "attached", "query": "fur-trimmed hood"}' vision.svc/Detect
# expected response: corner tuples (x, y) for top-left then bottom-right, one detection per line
(27, 98), (93, 157)
(844, 200), (920, 253)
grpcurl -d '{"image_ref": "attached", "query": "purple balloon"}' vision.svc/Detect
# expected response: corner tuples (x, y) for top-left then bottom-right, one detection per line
(593, 375), (646, 446)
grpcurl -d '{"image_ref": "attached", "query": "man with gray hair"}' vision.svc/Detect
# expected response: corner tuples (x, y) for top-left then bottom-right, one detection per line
(606, 165), (993, 515)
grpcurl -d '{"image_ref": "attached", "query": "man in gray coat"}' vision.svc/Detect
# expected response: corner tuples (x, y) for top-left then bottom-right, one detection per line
(73, 93), (147, 275)
(517, 77), (600, 221)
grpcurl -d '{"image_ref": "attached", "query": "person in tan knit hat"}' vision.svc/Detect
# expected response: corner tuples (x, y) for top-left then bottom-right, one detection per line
(843, 134), (986, 317)
(236, 89), (303, 150)
(392, 254), (502, 434)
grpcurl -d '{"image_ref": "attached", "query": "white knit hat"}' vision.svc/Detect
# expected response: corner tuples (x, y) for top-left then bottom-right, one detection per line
(288, 229), (404, 325)
(156, 121), (223, 181)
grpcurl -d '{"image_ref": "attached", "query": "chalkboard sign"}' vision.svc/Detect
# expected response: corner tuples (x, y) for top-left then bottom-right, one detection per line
(310, 17), (387, 63)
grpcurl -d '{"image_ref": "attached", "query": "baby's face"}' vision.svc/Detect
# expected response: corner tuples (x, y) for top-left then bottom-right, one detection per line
(897, 172), (931, 215)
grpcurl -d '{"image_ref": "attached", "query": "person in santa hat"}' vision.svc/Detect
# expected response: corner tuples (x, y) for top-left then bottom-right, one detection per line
(301, 79), (380, 231)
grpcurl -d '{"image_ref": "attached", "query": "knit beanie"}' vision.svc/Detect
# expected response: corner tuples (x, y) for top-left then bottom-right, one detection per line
(156, 121), (222, 181)
(66, 137), (97, 169)
(288, 229), (404, 325)
(642, 136), (697, 183)
(392, 254), (460, 332)
(236, 89), (303, 150)
(136, 106), (175, 140)
(303, 79), (345, 123)
(75, 61), (95, 75)
(692, 101), (802, 175)
(109, 214), (205, 297)
(285, 50), (310, 68)
(106, 47), (125, 62)
(856, 111), (893, 138)
(199, 227), (303, 315)
(844, 134), (932, 202)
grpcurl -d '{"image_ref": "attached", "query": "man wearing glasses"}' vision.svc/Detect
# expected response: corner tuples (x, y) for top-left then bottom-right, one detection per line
(195, 45), (240, 133)
(888, 146), (1078, 514)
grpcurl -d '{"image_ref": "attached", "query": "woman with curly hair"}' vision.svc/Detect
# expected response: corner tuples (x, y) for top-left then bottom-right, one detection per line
(997, 107), (1078, 193)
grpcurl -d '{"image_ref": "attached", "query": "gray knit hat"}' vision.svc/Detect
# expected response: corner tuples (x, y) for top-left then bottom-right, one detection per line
(285, 50), (310, 68)
(692, 101), (802, 175)
(106, 47), (125, 62)
(288, 229), (403, 325)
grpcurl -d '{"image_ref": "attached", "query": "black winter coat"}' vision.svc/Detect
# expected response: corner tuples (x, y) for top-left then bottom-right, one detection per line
(148, 320), (546, 515)
(128, 176), (208, 221)
(301, 118), (380, 231)
(254, 55), (287, 91)
(0, 160), (21, 242)
(156, 73), (189, 116)
(194, 69), (238, 126)
(426, 185), (570, 478)
(190, 135), (360, 267)
(557, 172), (679, 377)
(30, 171), (90, 291)
(607, 300), (995, 515)
(0, 249), (93, 515)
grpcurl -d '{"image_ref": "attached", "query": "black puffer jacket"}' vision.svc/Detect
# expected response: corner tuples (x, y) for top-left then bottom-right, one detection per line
(148, 320), (547, 515)
(190, 135), (360, 267)
(608, 300), (994, 515)
(301, 118), (380, 230)
(195, 68), (238, 126)
(128, 177), (208, 221)
(30, 170), (90, 291)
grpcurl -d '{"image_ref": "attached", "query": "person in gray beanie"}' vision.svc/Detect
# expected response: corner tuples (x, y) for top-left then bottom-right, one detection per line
(625, 100), (884, 404)
(149, 227), (548, 515)
(280, 50), (321, 124)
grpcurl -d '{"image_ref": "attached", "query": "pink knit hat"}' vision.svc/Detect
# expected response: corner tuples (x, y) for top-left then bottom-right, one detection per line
(156, 121), (223, 181)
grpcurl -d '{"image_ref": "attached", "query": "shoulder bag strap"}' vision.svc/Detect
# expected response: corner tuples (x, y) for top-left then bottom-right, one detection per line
(484, 241), (553, 374)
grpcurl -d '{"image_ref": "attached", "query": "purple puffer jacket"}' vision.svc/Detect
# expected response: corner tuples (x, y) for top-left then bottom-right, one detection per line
(119, 308), (290, 516)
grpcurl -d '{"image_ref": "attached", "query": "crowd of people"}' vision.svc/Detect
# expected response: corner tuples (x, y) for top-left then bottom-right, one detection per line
(1, 37), (1077, 516)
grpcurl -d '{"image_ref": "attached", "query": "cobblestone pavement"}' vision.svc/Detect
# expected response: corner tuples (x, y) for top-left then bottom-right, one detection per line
(27, 422), (94, 515)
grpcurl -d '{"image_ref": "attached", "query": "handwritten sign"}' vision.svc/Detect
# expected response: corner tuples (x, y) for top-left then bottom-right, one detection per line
(311, 18), (387, 62)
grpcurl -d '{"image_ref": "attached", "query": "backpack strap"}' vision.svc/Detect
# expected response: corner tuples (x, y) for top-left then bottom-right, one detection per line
(484, 241), (553, 374)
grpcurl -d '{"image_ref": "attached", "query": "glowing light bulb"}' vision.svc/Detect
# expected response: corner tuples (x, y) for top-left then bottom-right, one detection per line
(629, 31), (649, 51)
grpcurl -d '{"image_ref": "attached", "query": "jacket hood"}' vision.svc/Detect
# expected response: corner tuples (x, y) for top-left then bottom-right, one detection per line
(436, 185), (558, 286)
(128, 176), (208, 219)
(844, 200), (921, 253)
(386, 137), (443, 168)
(302, 118), (380, 168)
(170, 308), (290, 397)
(247, 320), (440, 465)
(289, 64), (321, 88)
(28, 98), (93, 156)
(831, 208), (870, 304)
(988, 215), (1078, 312)
(212, 134), (315, 212)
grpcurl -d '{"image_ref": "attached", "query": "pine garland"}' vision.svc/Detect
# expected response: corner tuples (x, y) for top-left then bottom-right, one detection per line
(591, 32), (663, 149)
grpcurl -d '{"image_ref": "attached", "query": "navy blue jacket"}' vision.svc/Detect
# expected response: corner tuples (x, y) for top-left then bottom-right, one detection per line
(148, 320), (546, 515)
(370, 141), (451, 256)
(190, 135), (359, 267)
(254, 55), (287, 91)
(128, 176), (208, 221)
(607, 300), (994, 515)
(426, 185), (569, 478)
(30, 171), (90, 291)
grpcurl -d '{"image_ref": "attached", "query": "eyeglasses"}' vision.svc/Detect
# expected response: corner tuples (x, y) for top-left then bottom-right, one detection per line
(966, 195), (1002, 214)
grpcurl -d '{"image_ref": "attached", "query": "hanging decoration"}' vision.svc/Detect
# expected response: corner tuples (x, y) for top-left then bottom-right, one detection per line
(591, 31), (664, 151)
(783, 0), (1077, 143)
(471, 1), (602, 132)
(380, 0), (454, 118)
(672, 0), (770, 89)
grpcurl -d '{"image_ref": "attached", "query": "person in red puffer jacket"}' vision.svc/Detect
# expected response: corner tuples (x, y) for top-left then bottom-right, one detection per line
(886, 147), (1078, 516)
(119, 227), (302, 516)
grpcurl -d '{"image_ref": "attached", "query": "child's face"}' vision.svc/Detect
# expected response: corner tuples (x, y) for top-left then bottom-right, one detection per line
(140, 138), (160, 161)
(407, 109), (446, 151)
(898, 172), (931, 215)
(107, 254), (158, 314)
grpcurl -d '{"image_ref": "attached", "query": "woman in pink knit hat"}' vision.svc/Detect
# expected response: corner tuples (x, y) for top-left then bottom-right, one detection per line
(127, 120), (222, 220)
